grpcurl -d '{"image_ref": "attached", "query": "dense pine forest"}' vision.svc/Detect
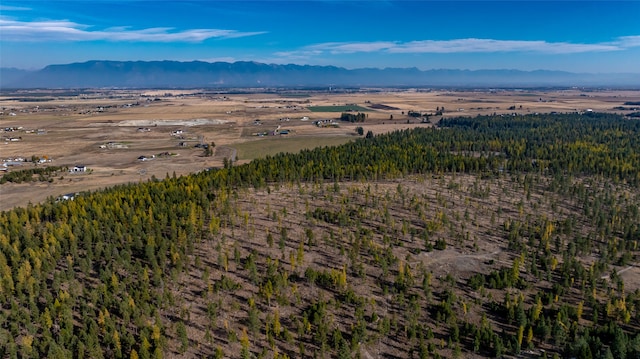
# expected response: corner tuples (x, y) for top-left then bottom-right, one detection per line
(1, 112), (639, 358)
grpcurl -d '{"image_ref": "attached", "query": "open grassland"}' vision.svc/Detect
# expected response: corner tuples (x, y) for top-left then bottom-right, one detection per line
(307, 104), (372, 112)
(234, 136), (356, 161)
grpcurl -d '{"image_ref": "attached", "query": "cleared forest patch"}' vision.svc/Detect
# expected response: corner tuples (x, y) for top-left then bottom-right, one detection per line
(160, 172), (640, 358)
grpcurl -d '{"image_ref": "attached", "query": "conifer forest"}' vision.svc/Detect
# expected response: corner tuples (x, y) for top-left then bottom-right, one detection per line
(1, 112), (640, 358)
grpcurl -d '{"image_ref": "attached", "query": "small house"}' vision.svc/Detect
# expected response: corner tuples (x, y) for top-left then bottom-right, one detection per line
(71, 165), (87, 173)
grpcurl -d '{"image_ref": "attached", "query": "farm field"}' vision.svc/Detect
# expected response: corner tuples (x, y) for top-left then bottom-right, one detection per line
(233, 136), (356, 161)
(2, 88), (638, 211)
(307, 105), (372, 112)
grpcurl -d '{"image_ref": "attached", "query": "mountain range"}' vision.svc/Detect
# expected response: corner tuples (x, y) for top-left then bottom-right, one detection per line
(1, 60), (639, 89)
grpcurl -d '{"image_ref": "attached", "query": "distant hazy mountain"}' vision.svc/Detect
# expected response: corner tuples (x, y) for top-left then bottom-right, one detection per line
(2, 60), (639, 88)
(0, 68), (35, 88)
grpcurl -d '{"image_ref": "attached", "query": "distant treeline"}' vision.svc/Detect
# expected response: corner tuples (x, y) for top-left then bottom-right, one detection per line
(203, 112), (640, 188)
(0, 166), (67, 184)
(339, 112), (366, 122)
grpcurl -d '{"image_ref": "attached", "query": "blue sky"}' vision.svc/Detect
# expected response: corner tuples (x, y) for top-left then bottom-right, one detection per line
(1, 1), (639, 73)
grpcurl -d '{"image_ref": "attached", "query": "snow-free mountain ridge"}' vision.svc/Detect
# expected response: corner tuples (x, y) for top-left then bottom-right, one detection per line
(2, 60), (638, 88)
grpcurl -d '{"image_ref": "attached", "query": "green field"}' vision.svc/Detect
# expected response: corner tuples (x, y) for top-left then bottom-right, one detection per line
(233, 136), (355, 160)
(307, 105), (372, 112)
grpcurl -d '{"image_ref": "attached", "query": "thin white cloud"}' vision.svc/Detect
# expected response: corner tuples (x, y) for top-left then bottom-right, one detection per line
(0, 5), (31, 11)
(306, 41), (397, 54)
(196, 57), (238, 63)
(283, 37), (640, 57)
(615, 35), (640, 48)
(0, 17), (265, 42)
(390, 39), (621, 54)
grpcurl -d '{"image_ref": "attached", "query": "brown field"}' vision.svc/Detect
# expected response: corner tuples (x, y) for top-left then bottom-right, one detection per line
(1, 88), (639, 211)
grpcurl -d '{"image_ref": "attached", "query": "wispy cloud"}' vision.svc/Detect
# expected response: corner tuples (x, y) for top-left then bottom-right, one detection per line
(278, 37), (640, 58)
(0, 17), (265, 42)
(615, 36), (640, 48)
(0, 5), (31, 11)
(195, 56), (238, 63)
(389, 39), (621, 54)
(306, 41), (398, 53)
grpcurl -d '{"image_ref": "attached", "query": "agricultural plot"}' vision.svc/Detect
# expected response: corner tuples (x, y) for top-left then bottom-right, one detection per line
(234, 136), (356, 161)
(307, 104), (372, 112)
